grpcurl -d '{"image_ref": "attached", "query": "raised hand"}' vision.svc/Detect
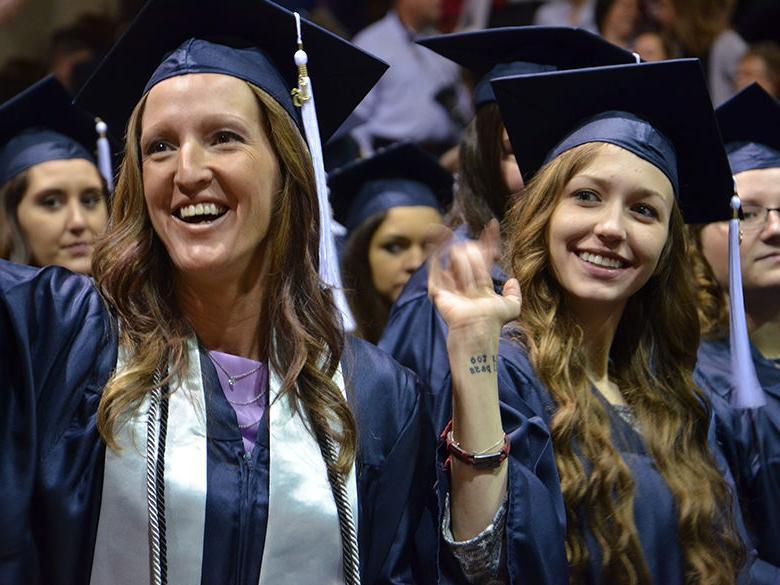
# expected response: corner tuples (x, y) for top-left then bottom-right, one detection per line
(430, 220), (515, 541)
(428, 220), (522, 336)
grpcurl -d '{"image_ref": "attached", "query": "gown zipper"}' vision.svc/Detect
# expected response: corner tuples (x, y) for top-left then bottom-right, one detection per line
(236, 450), (254, 584)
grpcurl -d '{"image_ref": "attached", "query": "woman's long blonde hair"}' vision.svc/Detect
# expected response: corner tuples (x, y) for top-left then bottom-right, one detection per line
(504, 142), (744, 584)
(92, 82), (356, 474)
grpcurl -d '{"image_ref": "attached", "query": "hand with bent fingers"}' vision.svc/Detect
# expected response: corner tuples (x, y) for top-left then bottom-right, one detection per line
(428, 220), (520, 543)
(428, 220), (522, 337)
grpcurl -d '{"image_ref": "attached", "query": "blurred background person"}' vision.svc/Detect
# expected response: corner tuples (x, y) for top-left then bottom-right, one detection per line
(652, 0), (747, 104)
(350, 0), (472, 157)
(735, 41), (780, 98)
(46, 14), (117, 94)
(330, 143), (452, 343)
(0, 76), (108, 274)
(0, 57), (46, 102)
(594, 0), (639, 50)
(633, 25), (676, 61)
(533, 0), (597, 32)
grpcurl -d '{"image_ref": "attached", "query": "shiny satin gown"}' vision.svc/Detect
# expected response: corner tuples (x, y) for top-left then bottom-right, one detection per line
(696, 338), (780, 583)
(0, 260), (437, 585)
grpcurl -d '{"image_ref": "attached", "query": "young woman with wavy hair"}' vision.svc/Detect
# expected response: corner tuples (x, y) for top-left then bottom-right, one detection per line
(430, 60), (752, 584)
(0, 1), (435, 584)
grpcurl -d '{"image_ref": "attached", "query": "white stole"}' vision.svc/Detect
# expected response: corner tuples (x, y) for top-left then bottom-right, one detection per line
(259, 366), (358, 585)
(89, 338), (358, 585)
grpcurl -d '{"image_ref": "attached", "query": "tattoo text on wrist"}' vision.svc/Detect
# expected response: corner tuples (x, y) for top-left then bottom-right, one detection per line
(467, 354), (498, 376)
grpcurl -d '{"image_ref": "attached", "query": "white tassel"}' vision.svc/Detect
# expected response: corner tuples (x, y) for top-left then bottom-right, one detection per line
(95, 118), (114, 192)
(728, 194), (765, 408)
(292, 13), (355, 331)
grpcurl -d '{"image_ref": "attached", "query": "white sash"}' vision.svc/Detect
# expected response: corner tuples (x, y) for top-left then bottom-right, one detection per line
(258, 366), (358, 585)
(89, 338), (358, 585)
(89, 339), (209, 585)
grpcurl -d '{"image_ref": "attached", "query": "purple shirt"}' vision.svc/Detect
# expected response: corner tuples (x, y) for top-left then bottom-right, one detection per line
(209, 351), (268, 453)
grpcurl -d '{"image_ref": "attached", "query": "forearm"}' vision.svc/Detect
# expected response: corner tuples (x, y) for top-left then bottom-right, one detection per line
(448, 323), (508, 541)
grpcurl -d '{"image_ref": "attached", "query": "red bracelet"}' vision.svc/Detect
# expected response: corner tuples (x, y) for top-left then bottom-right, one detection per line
(440, 420), (510, 470)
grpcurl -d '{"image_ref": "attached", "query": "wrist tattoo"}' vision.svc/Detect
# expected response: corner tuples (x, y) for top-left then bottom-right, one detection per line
(467, 353), (498, 375)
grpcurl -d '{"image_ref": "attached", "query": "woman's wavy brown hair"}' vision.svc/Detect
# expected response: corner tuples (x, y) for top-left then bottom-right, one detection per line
(92, 83), (356, 474)
(504, 142), (744, 584)
(686, 225), (730, 340)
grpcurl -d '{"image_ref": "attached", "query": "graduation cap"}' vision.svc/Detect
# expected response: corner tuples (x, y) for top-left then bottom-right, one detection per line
(75, 0), (387, 144)
(491, 59), (733, 224)
(75, 0), (389, 332)
(716, 83), (780, 175)
(328, 142), (453, 234)
(0, 75), (102, 186)
(417, 26), (637, 110)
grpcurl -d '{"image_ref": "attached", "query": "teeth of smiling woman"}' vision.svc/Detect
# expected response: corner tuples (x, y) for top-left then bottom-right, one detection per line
(178, 203), (225, 219)
(578, 251), (626, 269)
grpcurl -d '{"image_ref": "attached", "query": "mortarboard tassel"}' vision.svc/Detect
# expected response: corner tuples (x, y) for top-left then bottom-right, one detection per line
(728, 194), (765, 408)
(292, 13), (356, 332)
(95, 118), (114, 192)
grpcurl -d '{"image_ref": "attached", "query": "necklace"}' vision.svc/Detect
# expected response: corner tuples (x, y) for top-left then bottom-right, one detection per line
(209, 353), (263, 391)
(225, 390), (265, 406)
(238, 417), (262, 430)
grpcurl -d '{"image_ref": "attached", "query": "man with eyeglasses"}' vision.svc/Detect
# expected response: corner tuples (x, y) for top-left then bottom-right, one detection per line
(694, 83), (780, 583)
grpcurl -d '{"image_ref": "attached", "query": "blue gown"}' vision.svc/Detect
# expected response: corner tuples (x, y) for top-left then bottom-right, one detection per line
(432, 338), (757, 584)
(695, 338), (780, 583)
(0, 260), (438, 585)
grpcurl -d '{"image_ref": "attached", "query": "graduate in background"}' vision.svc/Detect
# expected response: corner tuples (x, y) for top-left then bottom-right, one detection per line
(0, 76), (109, 274)
(329, 142), (451, 343)
(689, 83), (780, 583)
(430, 60), (753, 584)
(379, 26), (636, 393)
(0, 1), (438, 583)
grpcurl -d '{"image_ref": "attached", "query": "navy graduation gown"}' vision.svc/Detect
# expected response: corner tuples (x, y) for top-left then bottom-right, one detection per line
(0, 260), (437, 585)
(695, 338), (780, 583)
(432, 338), (754, 584)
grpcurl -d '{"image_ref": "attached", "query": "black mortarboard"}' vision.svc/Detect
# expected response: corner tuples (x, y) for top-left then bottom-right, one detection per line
(329, 142), (453, 233)
(716, 83), (780, 175)
(0, 76), (97, 185)
(492, 59), (733, 224)
(417, 26), (637, 110)
(74, 0), (387, 144)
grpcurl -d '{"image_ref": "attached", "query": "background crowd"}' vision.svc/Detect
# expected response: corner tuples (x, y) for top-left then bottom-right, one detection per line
(2, 0), (779, 106)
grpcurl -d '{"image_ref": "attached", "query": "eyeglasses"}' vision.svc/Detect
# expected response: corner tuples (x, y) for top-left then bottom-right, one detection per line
(741, 204), (780, 231)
